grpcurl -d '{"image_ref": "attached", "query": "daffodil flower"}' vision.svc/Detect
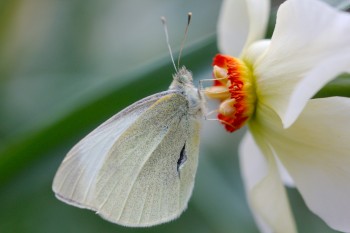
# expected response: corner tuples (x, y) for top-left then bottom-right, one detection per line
(205, 0), (350, 232)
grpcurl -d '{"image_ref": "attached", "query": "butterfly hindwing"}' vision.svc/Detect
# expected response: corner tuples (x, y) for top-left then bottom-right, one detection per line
(93, 93), (200, 226)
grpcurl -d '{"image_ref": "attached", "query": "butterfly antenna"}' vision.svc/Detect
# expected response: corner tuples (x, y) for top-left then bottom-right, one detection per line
(178, 12), (192, 69)
(161, 16), (177, 72)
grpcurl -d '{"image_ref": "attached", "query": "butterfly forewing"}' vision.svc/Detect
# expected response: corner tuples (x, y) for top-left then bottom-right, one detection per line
(53, 91), (174, 208)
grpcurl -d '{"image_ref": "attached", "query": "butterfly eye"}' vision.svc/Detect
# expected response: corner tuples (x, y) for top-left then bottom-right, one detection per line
(177, 143), (187, 174)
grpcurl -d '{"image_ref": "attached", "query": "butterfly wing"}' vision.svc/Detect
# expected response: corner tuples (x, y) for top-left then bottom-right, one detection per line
(52, 91), (173, 208)
(53, 91), (201, 227)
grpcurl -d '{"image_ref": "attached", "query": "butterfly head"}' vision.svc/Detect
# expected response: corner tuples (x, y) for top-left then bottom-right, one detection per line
(173, 66), (193, 85)
(169, 66), (195, 91)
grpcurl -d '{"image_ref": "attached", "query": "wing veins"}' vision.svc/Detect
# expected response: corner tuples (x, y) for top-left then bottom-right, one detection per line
(56, 91), (171, 208)
(115, 111), (184, 221)
(56, 155), (81, 192)
(82, 138), (114, 202)
(138, 183), (150, 224)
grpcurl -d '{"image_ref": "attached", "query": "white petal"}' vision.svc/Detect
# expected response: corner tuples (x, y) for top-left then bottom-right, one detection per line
(239, 131), (297, 233)
(257, 97), (350, 232)
(217, 0), (270, 56)
(243, 39), (270, 66)
(283, 51), (350, 128)
(254, 0), (350, 127)
(275, 155), (295, 188)
(239, 132), (268, 191)
(239, 132), (272, 233)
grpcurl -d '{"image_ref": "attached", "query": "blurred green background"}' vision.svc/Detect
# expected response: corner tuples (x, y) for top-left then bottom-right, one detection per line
(0, 0), (345, 232)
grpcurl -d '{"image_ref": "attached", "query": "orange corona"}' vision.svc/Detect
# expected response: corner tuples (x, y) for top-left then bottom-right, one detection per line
(206, 54), (256, 132)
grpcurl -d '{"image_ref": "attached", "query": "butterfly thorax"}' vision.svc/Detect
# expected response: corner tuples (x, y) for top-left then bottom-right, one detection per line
(170, 67), (204, 118)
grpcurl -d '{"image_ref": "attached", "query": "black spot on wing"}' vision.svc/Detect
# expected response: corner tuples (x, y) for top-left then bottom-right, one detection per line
(177, 143), (187, 175)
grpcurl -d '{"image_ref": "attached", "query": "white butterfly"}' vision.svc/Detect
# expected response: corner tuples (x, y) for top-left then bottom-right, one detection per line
(52, 64), (205, 226)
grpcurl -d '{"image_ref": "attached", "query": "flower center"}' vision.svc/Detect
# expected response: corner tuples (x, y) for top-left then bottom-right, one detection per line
(205, 54), (256, 132)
